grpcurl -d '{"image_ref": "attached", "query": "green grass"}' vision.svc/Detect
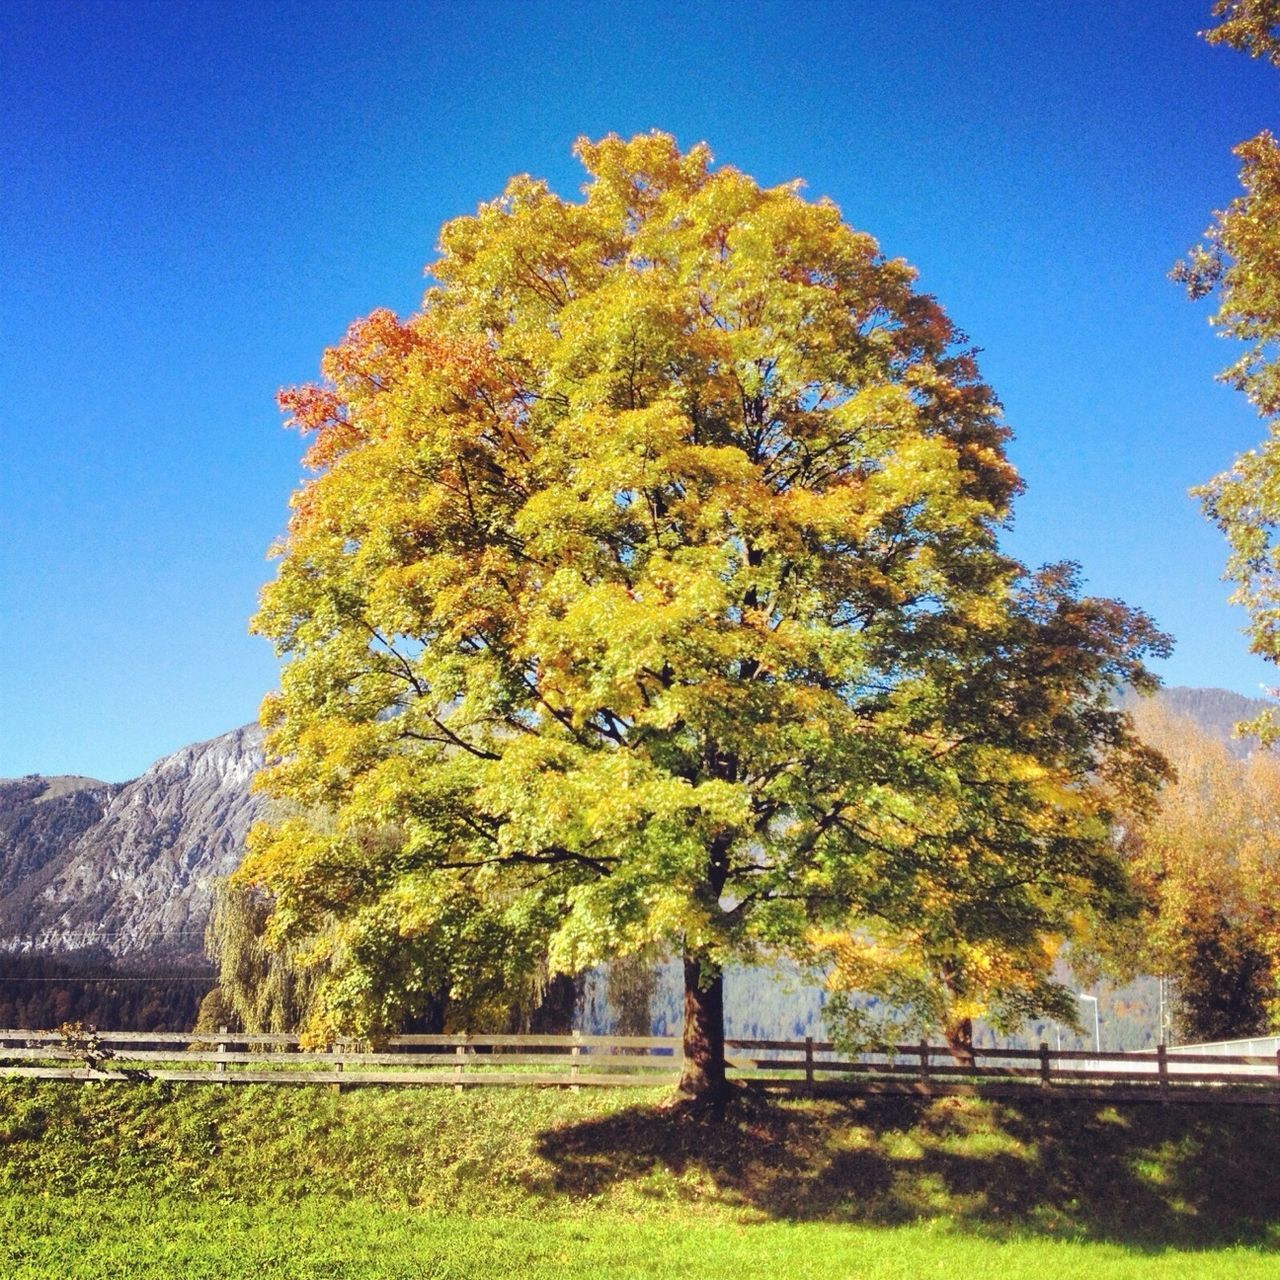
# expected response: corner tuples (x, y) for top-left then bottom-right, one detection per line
(3, 1196), (1278, 1280)
(2, 1080), (1278, 1276)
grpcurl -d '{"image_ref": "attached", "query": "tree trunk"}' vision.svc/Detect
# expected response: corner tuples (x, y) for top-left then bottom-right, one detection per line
(945, 1016), (975, 1067)
(677, 951), (728, 1102)
(525, 972), (580, 1035)
(404, 984), (450, 1035)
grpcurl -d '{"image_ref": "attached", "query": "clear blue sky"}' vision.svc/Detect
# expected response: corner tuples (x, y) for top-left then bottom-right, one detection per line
(2, 0), (1276, 781)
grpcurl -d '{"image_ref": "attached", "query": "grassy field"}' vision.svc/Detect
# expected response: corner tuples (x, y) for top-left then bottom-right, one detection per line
(1, 1079), (1278, 1276)
(5, 1196), (1278, 1280)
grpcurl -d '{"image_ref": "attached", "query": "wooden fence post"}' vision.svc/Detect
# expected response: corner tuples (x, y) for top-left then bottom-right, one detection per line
(918, 1039), (930, 1089)
(331, 1040), (345, 1094)
(1157, 1042), (1168, 1100)
(454, 1034), (466, 1092)
(1039, 1041), (1051, 1087)
(216, 1025), (228, 1084)
(571, 1030), (582, 1091)
(805, 1036), (815, 1093)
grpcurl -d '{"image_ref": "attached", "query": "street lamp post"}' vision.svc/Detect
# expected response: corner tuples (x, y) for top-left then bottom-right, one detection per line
(1078, 993), (1101, 1055)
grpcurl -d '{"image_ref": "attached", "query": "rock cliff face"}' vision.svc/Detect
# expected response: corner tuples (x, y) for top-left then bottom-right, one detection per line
(0, 776), (120, 901)
(0, 725), (264, 966)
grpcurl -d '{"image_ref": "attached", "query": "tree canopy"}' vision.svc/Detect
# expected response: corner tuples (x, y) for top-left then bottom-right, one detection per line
(1178, 2), (1280, 736)
(241, 133), (1168, 1098)
(1112, 700), (1280, 1041)
(1202, 0), (1280, 64)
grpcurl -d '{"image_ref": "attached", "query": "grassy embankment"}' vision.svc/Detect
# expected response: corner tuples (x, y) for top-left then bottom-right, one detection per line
(2, 1080), (1278, 1277)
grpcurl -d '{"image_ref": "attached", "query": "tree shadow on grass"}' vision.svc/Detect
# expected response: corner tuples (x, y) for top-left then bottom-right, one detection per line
(533, 1088), (1280, 1249)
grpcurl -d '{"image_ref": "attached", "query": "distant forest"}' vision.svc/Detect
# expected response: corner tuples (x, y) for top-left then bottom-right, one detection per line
(0, 951), (213, 1031)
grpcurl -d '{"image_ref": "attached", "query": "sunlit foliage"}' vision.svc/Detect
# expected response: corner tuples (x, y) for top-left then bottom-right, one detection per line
(1203, 0), (1280, 64)
(1179, 3), (1280, 738)
(1115, 700), (1280, 1041)
(243, 134), (1167, 1091)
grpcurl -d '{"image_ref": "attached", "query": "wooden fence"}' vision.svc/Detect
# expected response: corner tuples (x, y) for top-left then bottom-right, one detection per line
(2, 1029), (1279, 1104)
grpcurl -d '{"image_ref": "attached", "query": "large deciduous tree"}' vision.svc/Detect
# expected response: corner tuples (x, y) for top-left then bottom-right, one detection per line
(199, 881), (321, 1035)
(241, 133), (1166, 1099)
(1178, 3), (1280, 738)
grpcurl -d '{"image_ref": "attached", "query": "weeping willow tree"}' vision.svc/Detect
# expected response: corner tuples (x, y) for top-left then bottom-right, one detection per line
(606, 953), (660, 1038)
(204, 806), (572, 1040)
(196, 881), (322, 1034)
(200, 875), (580, 1041)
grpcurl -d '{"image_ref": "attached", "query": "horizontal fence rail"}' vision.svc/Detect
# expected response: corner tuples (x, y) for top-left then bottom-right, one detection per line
(1, 1030), (1278, 1103)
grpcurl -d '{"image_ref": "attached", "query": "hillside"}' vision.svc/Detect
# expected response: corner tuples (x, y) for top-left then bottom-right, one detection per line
(0, 776), (118, 901)
(0, 725), (264, 965)
(1123, 685), (1274, 757)
(1, 1081), (1279, 1263)
(0, 727), (264, 1027)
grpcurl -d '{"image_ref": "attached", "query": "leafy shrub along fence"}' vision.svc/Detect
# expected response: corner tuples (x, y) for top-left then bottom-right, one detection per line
(2, 1029), (1279, 1104)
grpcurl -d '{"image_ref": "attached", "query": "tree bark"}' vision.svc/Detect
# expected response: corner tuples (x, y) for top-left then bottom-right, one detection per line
(677, 951), (728, 1102)
(944, 1016), (976, 1067)
(405, 984), (450, 1035)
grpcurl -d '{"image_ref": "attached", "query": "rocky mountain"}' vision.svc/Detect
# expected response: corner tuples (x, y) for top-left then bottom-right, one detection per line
(0, 724), (264, 966)
(0, 775), (120, 901)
